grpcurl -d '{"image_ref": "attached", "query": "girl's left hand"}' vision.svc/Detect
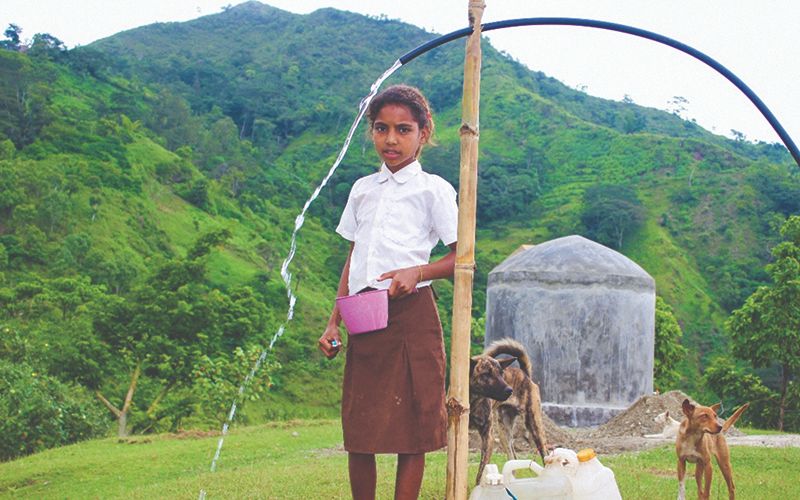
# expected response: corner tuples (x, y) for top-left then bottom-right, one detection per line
(378, 267), (419, 299)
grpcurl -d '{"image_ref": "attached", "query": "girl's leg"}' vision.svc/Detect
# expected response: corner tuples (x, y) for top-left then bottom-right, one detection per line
(349, 452), (377, 500)
(395, 453), (425, 500)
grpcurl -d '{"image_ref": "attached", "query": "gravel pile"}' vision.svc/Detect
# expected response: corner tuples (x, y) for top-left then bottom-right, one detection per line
(588, 390), (690, 438)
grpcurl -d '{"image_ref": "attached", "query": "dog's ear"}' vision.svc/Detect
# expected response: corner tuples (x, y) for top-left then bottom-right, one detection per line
(710, 402), (722, 414)
(499, 356), (517, 369)
(665, 410), (670, 419)
(682, 399), (695, 417)
(469, 357), (477, 375)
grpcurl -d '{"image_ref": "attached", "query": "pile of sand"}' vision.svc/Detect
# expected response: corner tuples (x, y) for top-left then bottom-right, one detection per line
(588, 390), (690, 438)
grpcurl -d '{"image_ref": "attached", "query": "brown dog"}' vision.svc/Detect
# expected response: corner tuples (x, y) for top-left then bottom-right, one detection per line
(676, 398), (749, 500)
(469, 338), (548, 485)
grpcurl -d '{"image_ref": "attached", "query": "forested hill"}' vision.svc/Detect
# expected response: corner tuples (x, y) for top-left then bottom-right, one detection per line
(87, 1), (797, 360)
(1, 1), (798, 453)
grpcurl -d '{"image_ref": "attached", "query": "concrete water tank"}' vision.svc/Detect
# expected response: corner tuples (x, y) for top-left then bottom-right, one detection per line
(485, 235), (655, 427)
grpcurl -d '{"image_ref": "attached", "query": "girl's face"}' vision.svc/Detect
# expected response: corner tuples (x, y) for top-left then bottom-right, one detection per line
(371, 103), (429, 172)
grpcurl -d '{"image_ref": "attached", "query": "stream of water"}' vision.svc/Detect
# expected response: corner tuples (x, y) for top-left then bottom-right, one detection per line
(198, 59), (403, 499)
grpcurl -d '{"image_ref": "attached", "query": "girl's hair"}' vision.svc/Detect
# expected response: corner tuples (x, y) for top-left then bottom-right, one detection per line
(367, 84), (436, 155)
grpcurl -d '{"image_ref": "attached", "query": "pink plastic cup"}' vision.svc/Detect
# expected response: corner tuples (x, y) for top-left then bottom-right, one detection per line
(336, 289), (389, 334)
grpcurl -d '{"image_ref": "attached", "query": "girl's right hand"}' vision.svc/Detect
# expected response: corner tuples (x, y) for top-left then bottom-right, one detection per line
(318, 323), (343, 359)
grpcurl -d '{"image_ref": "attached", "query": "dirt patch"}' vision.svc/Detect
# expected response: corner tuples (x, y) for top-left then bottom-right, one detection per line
(726, 435), (800, 448)
(645, 467), (674, 479)
(165, 429), (219, 440)
(117, 437), (153, 444)
(311, 444), (347, 458)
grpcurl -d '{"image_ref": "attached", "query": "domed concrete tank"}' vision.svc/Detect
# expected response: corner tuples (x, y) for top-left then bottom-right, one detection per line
(485, 235), (655, 427)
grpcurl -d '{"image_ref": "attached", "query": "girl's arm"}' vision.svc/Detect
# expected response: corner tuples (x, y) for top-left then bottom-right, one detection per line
(318, 242), (354, 359)
(379, 242), (457, 299)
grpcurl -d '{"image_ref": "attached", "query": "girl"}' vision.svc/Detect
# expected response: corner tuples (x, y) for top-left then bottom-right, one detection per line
(318, 84), (458, 499)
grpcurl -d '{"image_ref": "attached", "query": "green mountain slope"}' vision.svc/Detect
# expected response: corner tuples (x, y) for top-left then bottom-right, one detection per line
(87, 1), (800, 388)
(1, 1), (798, 444)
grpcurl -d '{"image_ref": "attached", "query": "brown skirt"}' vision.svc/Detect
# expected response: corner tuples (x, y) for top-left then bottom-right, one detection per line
(341, 286), (447, 454)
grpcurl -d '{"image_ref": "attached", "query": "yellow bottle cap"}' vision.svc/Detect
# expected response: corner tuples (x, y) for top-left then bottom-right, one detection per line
(577, 448), (596, 462)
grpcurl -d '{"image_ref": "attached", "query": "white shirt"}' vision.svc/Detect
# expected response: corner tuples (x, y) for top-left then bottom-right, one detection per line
(336, 160), (458, 294)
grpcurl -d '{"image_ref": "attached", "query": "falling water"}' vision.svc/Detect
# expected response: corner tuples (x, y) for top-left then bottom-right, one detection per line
(198, 59), (402, 499)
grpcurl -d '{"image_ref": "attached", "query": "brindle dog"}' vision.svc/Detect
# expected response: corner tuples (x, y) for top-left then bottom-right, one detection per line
(469, 338), (548, 485)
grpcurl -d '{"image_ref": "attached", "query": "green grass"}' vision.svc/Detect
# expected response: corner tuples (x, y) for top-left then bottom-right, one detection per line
(604, 445), (798, 499)
(2, 420), (798, 499)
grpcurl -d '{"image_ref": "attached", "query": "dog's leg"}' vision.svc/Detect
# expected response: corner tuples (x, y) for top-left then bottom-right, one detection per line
(532, 416), (549, 461)
(476, 413), (494, 486)
(676, 458), (686, 500)
(524, 383), (547, 461)
(721, 467), (735, 500)
(697, 461), (713, 500)
(496, 406), (516, 460)
(716, 442), (736, 499)
(694, 462), (705, 500)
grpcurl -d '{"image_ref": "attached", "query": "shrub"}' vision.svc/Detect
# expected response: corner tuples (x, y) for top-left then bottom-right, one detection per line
(702, 356), (777, 429)
(0, 360), (108, 461)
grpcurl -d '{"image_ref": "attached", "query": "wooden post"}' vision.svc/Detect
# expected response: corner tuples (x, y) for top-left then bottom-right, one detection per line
(446, 1), (484, 499)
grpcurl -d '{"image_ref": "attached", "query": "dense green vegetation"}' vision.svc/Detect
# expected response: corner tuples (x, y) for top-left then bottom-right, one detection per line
(724, 216), (800, 431)
(1, 1), (798, 460)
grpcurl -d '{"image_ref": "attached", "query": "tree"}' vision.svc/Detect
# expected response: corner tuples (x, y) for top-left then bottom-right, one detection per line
(27, 33), (66, 59)
(653, 296), (687, 391)
(0, 24), (22, 51)
(191, 344), (277, 424)
(748, 163), (800, 216)
(89, 230), (271, 436)
(477, 165), (538, 223)
(726, 215), (800, 430)
(703, 356), (777, 428)
(146, 88), (199, 150)
(63, 46), (112, 79)
(0, 50), (54, 148)
(84, 249), (140, 294)
(0, 161), (23, 215)
(580, 184), (646, 249)
(620, 109), (645, 134)
(667, 95), (689, 117)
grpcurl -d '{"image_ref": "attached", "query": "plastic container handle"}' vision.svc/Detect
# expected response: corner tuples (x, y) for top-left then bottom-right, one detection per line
(502, 460), (541, 485)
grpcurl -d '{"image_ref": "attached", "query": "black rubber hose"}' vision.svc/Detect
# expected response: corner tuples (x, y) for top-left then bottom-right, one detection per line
(399, 17), (800, 167)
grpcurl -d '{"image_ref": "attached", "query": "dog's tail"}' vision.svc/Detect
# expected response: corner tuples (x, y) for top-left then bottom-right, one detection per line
(484, 338), (532, 378)
(721, 402), (749, 433)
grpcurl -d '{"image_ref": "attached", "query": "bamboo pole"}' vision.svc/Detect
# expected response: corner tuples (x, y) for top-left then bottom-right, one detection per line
(446, 1), (484, 499)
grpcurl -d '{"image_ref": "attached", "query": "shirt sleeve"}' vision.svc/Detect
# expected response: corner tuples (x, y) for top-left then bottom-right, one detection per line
(335, 180), (359, 241)
(431, 178), (458, 245)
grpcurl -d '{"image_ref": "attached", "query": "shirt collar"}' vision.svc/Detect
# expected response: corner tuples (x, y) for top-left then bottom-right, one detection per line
(377, 160), (422, 184)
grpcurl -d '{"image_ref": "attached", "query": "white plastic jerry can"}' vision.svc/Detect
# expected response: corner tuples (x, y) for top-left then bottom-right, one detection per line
(501, 452), (574, 500)
(469, 464), (513, 500)
(571, 449), (622, 500)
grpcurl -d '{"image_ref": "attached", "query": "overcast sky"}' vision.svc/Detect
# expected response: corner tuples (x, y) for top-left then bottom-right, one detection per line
(3, 0), (798, 146)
